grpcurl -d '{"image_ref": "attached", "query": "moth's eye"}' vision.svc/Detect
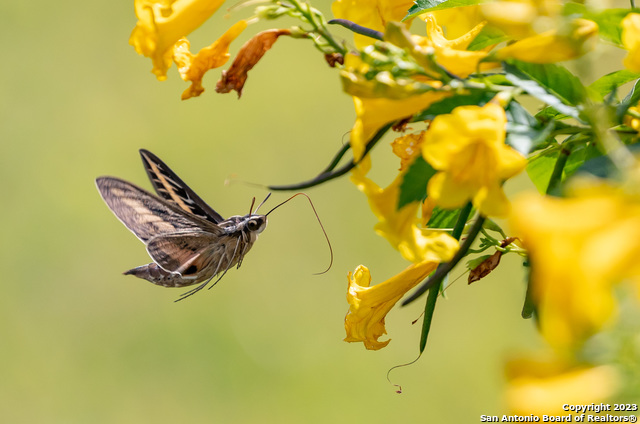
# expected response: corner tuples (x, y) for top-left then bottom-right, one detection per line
(247, 220), (259, 231)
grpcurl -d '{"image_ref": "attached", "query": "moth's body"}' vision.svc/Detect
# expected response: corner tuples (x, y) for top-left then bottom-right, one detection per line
(124, 214), (266, 288)
(96, 150), (268, 300)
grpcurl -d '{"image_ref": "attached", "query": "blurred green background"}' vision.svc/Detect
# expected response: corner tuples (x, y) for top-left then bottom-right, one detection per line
(0, 1), (547, 422)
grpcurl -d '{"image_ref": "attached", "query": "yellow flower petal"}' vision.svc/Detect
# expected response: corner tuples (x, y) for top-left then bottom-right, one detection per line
(413, 15), (494, 78)
(423, 14), (485, 51)
(351, 157), (459, 264)
(481, 0), (563, 39)
(130, 0), (226, 80)
(510, 184), (640, 349)
(494, 19), (598, 63)
(344, 262), (438, 350)
(473, 183), (511, 217)
(427, 172), (475, 210)
(173, 20), (248, 100)
(505, 357), (619, 414)
(422, 103), (526, 217)
(351, 92), (450, 161)
(623, 13), (640, 72)
(419, 6), (484, 39)
(623, 106), (640, 131)
(481, 2), (538, 39)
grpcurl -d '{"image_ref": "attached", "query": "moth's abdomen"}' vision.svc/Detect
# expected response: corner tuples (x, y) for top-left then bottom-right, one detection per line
(124, 263), (198, 288)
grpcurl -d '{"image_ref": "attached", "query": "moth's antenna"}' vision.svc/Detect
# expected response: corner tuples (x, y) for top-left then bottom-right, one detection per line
(266, 193), (333, 274)
(254, 192), (272, 214)
(249, 197), (256, 215)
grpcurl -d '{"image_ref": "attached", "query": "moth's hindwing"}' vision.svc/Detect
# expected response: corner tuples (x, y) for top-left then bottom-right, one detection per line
(146, 232), (221, 275)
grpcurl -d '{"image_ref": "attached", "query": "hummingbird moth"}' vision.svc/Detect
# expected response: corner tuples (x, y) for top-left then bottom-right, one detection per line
(96, 149), (331, 301)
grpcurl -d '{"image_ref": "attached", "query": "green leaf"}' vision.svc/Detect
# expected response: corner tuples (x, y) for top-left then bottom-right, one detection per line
(574, 151), (617, 180)
(483, 219), (506, 237)
(536, 106), (571, 122)
(505, 101), (554, 155)
(506, 99), (537, 127)
(617, 79), (640, 122)
(404, 0), (486, 21)
(589, 70), (640, 100)
(398, 156), (437, 209)
(504, 61), (584, 120)
(526, 150), (558, 194)
(527, 140), (609, 195)
(584, 8), (630, 46)
(521, 260), (535, 319)
(506, 122), (554, 157)
(426, 206), (469, 229)
(562, 142), (602, 180)
(506, 61), (586, 106)
(467, 26), (509, 51)
(574, 142), (640, 180)
(413, 89), (495, 121)
(476, 73), (513, 86)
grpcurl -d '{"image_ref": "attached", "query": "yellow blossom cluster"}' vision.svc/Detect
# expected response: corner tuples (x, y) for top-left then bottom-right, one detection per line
(129, 0), (247, 98)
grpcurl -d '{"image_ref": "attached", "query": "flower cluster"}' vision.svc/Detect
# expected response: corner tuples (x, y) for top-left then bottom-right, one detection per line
(125, 0), (640, 410)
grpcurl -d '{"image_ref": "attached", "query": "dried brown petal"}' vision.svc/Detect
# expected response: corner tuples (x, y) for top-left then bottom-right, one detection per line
(467, 237), (518, 284)
(324, 53), (344, 67)
(216, 29), (291, 98)
(468, 251), (503, 284)
(391, 117), (412, 132)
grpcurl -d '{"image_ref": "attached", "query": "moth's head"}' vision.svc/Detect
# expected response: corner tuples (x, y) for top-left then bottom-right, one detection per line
(243, 214), (267, 234)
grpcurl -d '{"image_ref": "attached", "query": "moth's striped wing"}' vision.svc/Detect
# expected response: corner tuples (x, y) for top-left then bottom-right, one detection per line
(95, 177), (223, 243)
(146, 232), (221, 276)
(139, 149), (225, 224)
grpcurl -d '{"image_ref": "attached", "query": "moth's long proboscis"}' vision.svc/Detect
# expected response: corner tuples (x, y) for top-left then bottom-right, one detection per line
(266, 193), (333, 275)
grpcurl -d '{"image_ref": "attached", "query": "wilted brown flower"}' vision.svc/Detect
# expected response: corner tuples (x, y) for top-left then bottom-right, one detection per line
(216, 29), (291, 98)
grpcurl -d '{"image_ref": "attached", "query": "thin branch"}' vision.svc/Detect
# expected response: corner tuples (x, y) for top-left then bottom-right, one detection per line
(267, 123), (394, 191)
(328, 19), (384, 41)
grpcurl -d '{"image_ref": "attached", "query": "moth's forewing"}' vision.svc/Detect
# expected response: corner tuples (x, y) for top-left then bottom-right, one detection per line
(95, 177), (222, 243)
(139, 149), (225, 223)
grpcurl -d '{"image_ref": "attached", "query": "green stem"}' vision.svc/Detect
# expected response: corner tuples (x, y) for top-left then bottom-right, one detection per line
(546, 146), (572, 195)
(549, 126), (587, 137)
(418, 202), (473, 353)
(320, 143), (351, 174)
(267, 122), (393, 191)
(289, 0), (345, 55)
